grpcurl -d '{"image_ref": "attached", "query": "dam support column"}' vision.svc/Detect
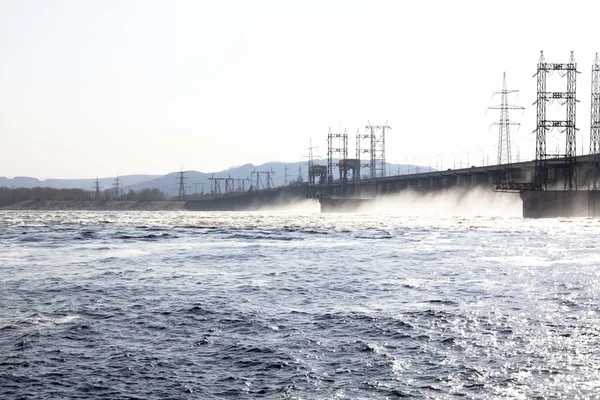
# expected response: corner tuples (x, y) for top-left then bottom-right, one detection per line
(520, 190), (599, 218)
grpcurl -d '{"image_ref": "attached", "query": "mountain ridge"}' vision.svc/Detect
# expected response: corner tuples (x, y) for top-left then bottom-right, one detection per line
(1, 160), (431, 194)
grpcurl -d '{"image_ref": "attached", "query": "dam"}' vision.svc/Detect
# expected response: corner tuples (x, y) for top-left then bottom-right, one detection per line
(184, 154), (600, 217)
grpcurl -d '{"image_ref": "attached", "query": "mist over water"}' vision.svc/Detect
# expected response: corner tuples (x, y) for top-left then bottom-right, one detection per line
(364, 188), (522, 217)
(268, 188), (523, 217)
(1, 210), (599, 399)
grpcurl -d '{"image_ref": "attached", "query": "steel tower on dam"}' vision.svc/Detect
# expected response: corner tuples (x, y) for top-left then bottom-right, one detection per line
(514, 52), (600, 217)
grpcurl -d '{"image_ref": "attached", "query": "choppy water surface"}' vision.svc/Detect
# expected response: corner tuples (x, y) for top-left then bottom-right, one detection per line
(1, 210), (599, 399)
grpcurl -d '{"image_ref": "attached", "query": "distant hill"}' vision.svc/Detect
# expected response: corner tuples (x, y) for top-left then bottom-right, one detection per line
(128, 162), (303, 195)
(1, 161), (432, 194)
(0, 175), (161, 190)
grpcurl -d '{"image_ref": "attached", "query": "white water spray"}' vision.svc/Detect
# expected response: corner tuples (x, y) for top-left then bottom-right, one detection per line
(362, 188), (522, 218)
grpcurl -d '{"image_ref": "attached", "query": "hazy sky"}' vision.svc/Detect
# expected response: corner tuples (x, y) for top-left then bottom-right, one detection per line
(1, 0), (599, 179)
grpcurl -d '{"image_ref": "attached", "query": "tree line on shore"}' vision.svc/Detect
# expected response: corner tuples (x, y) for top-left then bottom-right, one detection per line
(0, 187), (168, 207)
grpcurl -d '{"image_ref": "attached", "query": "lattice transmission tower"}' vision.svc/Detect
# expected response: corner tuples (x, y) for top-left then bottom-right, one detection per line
(356, 123), (391, 179)
(225, 175), (234, 193)
(533, 51), (579, 191)
(177, 169), (187, 201)
(209, 174), (220, 195)
(365, 122), (390, 178)
(250, 170), (275, 190)
(327, 127), (348, 183)
(590, 53), (600, 190)
(304, 139), (325, 196)
(307, 139), (314, 182)
(488, 72), (524, 183)
(113, 175), (121, 200)
(356, 128), (371, 180)
(93, 177), (102, 201)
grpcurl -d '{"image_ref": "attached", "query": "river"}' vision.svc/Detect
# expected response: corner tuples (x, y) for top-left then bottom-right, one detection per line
(1, 205), (599, 398)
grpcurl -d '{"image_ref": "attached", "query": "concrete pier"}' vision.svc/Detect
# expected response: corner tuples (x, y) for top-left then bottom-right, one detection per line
(520, 190), (600, 218)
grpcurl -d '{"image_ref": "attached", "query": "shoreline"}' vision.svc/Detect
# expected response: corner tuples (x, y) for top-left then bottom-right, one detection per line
(1, 200), (186, 211)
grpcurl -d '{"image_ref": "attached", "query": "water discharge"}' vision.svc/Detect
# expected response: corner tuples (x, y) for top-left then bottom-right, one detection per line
(364, 188), (522, 217)
(272, 188), (523, 217)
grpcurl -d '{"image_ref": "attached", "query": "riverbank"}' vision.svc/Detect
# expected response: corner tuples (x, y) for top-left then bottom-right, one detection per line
(1, 200), (185, 211)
